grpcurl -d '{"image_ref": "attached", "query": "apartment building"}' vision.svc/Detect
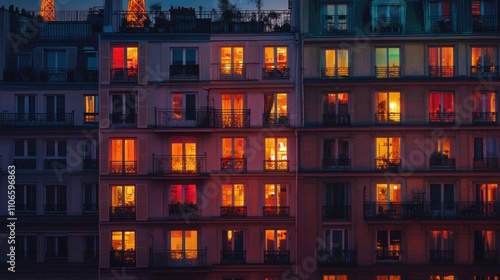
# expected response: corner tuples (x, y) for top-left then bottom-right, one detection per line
(98, 2), (299, 279)
(0, 6), (100, 280)
(298, 0), (500, 279)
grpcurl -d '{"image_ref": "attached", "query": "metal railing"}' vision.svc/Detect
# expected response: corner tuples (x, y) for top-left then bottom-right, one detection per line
(429, 250), (454, 263)
(264, 160), (289, 171)
(375, 112), (401, 123)
(45, 251), (68, 262)
(110, 68), (138, 83)
(264, 250), (290, 264)
(429, 157), (456, 170)
(109, 114), (136, 127)
(82, 203), (98, 213)
(263, 113), (290, 126)
(262, 67), (290, 79)
(470, 65), (498, 77)
(375, 66), (400, 78)
(109, 206), (136, 220)
(428, 66), (454, 77)
(109, 161), (137, 174)
(429, 112), (455, 123)
(376, 250), (402, 261)
(213, 109), (250, 128)
(44, 159), (67, 170)
(169, 203), (198, 219)
(110, 250), (136, 267)
(84, 113), (99, 124)
(323, 14), (349, 33)
(472, 112), (497, 124)
(153, 154), (206, 174)
(323, 114), (350, 126)
(13, 159), (37, 169)
(317, 249), (357, 266)
(473, 250), (498, 263)
(375, 158), (401, 171)
(83, 159), (98, 170)
(221, 251), (246, 264)
(16, 203), (36, 212)
(322, 158), (351, 170)
(473, 158), (499, 170)
(169, 65), (199, 80)
(374, 17), (402, 33)
(1, 112), (74, 127)
(322, 206), (351, 220)
(321, 67), (350, 79)
(429, 17), (453, 33)
(150, 249), (207, 267)
(44, 204), (67, 213)
(220, 206), (247, 217)
(472, 15), (498, 32)
(263, 206), (290, 217)
(3, 68), (98, 82)
(156, 109), (210, 127)
(220, 158), (247, 172)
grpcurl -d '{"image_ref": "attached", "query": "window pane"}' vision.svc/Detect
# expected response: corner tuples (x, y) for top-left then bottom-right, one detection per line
(186, 48), (196, 65)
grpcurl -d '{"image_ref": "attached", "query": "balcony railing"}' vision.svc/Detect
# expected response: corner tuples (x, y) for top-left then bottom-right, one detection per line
(220, 206), (247, 217)
(18, 250), (37, 262)
(323, 114), (350, 126)
(472, 112), (497, 124)
(322, 206), (351, 220)
(3, 68), (98, 82)
(110, 250), (136, 267)
(429, 17), (453, 33)
(429, 112), (455, 123)
(429, 250), (454, 263)
(376, 250), (402, 261)
(428, 66), (454, 77)
(221, 251), (246, 264)
(110, 68), (138, 83)
(84, 251), (98, 262)
(109, 114), (137, 127)
(264, 250), (290, 264)
(218, 65), (247, 80)
(375, 158), (401, 171)
(364, 202), (500, 220)
(44, 159), (67, 170)
(84, 113), (99, 124)
(1, 113), (74, 127)
(321, 67), (350, 79)
(322, 158), (351, 170)
(264, 160), (289, 172)
(472, 15), (498, 32)
(109, 206), (136, 220)
(153, 154), (206, 174)
(44, 204), (67, 213)
(263, 206), (290, 217)
(83, 159), (98, 170)
(473, 158), (499, 170)
(263, 113), (290, 126)
(109, 161), (137, 174)
(213, 109), (250, 128)
(82, 203), (98, 213)
(429, 157), (456, 170)
(169, 65), (199, 80)
(262, 67), (290, 79)
(221, 158), (247, 172)
(473, 250), (498, 263)
(150, 249), (207, 268)
(169, 203), (198, 220)
(375, 66), (400, 78)
(13, 159), (36, 169)
(16, 204), (36, 212)
(156, 109), (210, 128)
(375, 112), (401, 123)
(374, 17), (402, 33)
(45, 251), (68, 262)
(323, 14), (349, 33)
(317, 250), (357, 266)
(471, 65), (498, 77)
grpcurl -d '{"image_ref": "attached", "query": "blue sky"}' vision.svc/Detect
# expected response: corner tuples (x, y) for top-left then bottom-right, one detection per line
(0, 0), (289, 12)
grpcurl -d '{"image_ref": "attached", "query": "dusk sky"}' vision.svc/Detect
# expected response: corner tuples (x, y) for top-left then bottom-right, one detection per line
(0, 0), (289, 12)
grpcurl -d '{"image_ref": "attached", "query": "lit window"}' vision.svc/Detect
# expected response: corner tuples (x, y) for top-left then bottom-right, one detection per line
(221, 93), (245, 127)
(377, 276), (401, 280)
(376, 230), (401, 261)
(110, 139), (136, 174)
(111, 185), (135, 207)
(429, 231), (454, 262)
(222, 230), (244, 252)
(111, 46), (138, 81)
(170, 230), (198, 259)
(375, 48), (400, 78)
(323, 276), (348, 280)
(169, 185), (197, 217)
(265, 184), (287, 207)
(220, 47), (244, 76)
(376, 92), (400, 122)
(429, 92), (454, 122)
(264, 93), (288, 125)
(221, 138), (245, 171)
(172, 93), (196, 122)
(375, 137), (400, 170)
(472, 91), (496, 113)
(471, 47), (496, 74)
(111, 231), (135, 266)
(264, 47), (287, 69)
(429, 47), (454, 77)
(265, 138), (288, 171)
(324, 50), (349, 78)
(84, 95), (99, 123)
(474, 230), (497, 262)
(222, 184), (245, 207)
(171, 137), (197, 172)
(265, 230), (287, 251)
(430, 276), (455, 280)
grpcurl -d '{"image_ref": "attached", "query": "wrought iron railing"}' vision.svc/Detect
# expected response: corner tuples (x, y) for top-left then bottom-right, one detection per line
(262, 67), (290, 79)
(375, 112), (401, 123)
(110, 250), (136, 267)
(156, 109), (210, 127)
(3, 68), (98, 82)
(169, 65), (199, 80)
(429, 112), (455, 123)
(472, 112), (497, 124)
(213, 109), (250, 128)
(374, 17), (402, 33)
(109, 206), (136, 220)
(376, 250), (402, 261)
(220, 206), (247, 217)
(472, 15), (498, 32)
(473, 158), (499, 170)
(110, 68), (138, 83)
(263, 113), (290, 126)
(150, 249), (207, 267)
(13, 158), (37, 169)
(153, 154), (206, 174)
(321, 67), (350, 79)
(473, 250), (498, 263)
(429, 17), (453, 33)
(1, 113), (74, 127)
(323, 14), (349, 32)
(45, 251), (68, 262)
(220, 158), (247, 172)
(83, 159), (98, 170)
(109, 114), (137, 127)
(322, 206), (351, 220)
(109, 161), (137, 174)
(169, 203), (198, 219)
(317, 249), (357, 266)
(428, 66), (454, 77)
(323, 114), (350, 125)
(84, 113), (99, 124)
(429, 157), (456, 170)
(221, 251), (246, 264)
(375, 158), (401, 171)
(470, 65), (498, 77)
(375, 66), (400, 78)
(264, 160), (289, 171)
(322, 158), (351, 170)
(218, 65), (246, 80)
(264, 250), (290, 264)
(429, 250), (454, 263)
(263, 206), (290, 217)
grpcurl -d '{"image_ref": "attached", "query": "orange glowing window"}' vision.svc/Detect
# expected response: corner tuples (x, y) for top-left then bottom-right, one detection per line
(112, 47), (138, 69)
(110, 139), (136, 163)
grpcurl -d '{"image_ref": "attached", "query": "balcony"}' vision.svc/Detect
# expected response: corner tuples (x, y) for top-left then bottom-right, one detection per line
(83, 159), (98, 170)
(323, 14), (349, 33)
(376, 250), (402, 262)
(109, 114), (137, 127)
(110, 68), (138, 83)
(169, 65), (199, 80)
(153, 154), (206, 174)
(321, 67), (350, 79)
(374, 17), (402, 34)
(109, 206), (136, 220)
(322, 206), (351, 220)
(473, 158), (499, 170)
(220, 158), (247, 172)
(45, 251), (68, 262)
(323, 114), (350, 126)
(428, 66), (454, 77)
(472, 15), (498, 32)
(44, 204), (67, 213)
(3, 68), (98, 82)
(471, 65), (498, 77)
(429, 17), (453, 33)
(156, 109), (210, 128)
(429, 250), (454, 263)
(264, 160), (289, 172)
(375, 112), (401, 123)
(82, 203), (98, 213)
(220, 206), (247, 217)
(429, 157), (456, 170)
(263, 206), (290, 217)
(474, 250), (498, 263)
(429, 112), (455, 124)
(364, 201), (500, 220)
(84, 113), (99, 124)
(375, 158), (401, 171)
(375, 66), (400, 78)
(263, 113), (290, 126)
(262, 67), (290, 79)
(13, 158), (36, 170)
(1, 113), (74, 127)
(109, 161), (137, 174)
(264, 250), (290, 264)
(150, 249), (207, 268)
(16, 204), (36, 213)
(44, 159), (67, 170)
(472, 112), (497, 124)
(213, 109), (250, 128)
(317, 250), (357, 266)
(221, 251), (246, 264)
(169, 203), (198, 220)
(110, 250), (136, 267)
(322, 158), (351, 170)
(217, 65), (247, 80)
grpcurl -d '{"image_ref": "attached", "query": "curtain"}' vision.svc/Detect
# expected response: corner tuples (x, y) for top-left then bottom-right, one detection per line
(264, 94), (274, 121)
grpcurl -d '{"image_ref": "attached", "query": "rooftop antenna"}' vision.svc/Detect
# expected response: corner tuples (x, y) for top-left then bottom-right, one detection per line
(40, 0), (55, 21)
(126, 0), (147, 27)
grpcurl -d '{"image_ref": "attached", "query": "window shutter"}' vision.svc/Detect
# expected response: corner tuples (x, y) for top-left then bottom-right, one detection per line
(137, 89), (148, 128)
(138, 138), (148, 174)
(136, 230), (148, 267)
(99, 89), (109, 129)
(99, 42), (110, 84)
(99, 136), (108, 173)
(99, 184), (109, 221)
(138, 42), (148, 84)
(136, 184), (148, 221)
(99, 231), (110, 268)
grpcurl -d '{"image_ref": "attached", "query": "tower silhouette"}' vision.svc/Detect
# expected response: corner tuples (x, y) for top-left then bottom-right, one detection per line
(126, 0), (147, 27)
(40, 0), (55, 21)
